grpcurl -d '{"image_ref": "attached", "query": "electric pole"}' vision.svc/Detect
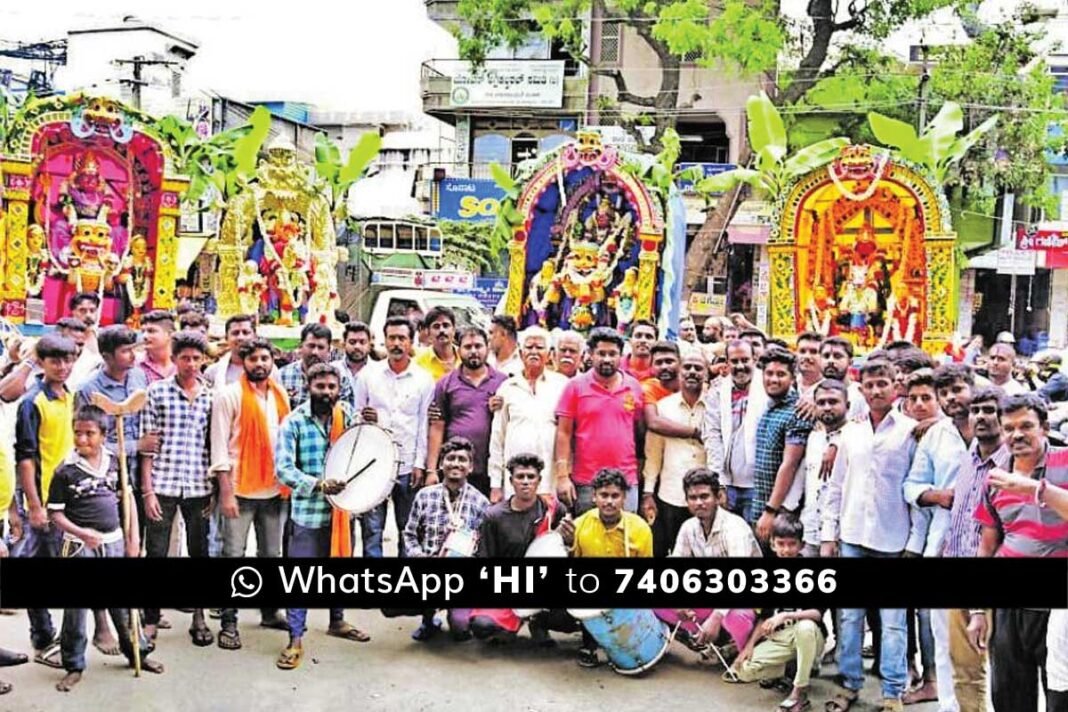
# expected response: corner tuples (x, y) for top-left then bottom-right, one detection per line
(113, 55), (179, 110)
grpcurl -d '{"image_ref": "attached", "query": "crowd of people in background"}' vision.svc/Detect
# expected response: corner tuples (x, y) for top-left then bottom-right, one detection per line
(0, 293), (1066, 712)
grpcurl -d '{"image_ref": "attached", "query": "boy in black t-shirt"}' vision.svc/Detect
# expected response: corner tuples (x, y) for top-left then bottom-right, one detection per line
(726, 514), (827, 711)
(47, 405), (163, 691)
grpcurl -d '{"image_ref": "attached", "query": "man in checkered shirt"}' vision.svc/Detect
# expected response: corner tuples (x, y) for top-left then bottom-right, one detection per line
(139, 331), (214, 644)
(274, 363), (369, 670)
(278, 323), (354, 409)
(403, 436), (489, 642)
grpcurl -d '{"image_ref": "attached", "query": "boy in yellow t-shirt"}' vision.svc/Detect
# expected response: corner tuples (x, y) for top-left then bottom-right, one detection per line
(570, 468), (652, 667)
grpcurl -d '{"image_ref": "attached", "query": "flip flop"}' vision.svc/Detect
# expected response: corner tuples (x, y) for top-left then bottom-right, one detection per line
(260, 616), (289, 631)
(34, 643), (63, 669)
(0, 680), (10, 695)
(217, 628), (242, 651)
(276, 647), (303, 670)
(189, 626), (214, 647)
(327, 623), (370, 642)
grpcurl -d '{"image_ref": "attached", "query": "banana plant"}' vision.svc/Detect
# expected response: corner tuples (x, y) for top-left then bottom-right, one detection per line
(154, 114), (253, 208)
(694, 92), (849, 199)
(867, 102), (997, 183)
(314, 130), (383, 222)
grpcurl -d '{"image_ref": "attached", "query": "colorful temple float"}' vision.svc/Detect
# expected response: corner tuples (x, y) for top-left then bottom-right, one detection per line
(503, 130), (686, 338)
(766, 144), (957, 354)
(0, 94), (189, 327)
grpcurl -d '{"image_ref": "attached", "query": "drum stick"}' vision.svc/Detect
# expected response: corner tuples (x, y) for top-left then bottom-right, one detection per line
(344, 458), (377, 485)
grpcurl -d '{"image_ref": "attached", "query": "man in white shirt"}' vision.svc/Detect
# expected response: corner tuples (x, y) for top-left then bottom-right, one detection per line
(985, 343), (1027, 396)
(488, 315), (523, 377)
(488, 327), (567, 503)
(204, 315), (257, 392)
(353, 316), (434, 558)
(702, 340), (767, 518)
(821, 358), (915, 712)
(643, 351), (707, 557)
(800, 379), (849, 557)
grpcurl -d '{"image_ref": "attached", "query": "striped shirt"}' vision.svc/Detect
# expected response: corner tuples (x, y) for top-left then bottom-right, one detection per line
(974, 445), (1068, 557)
(275, 402), (356, 529)
(671, 510), (762, 558)
(142, 377), (213, 498)
(943, 442), (1008, 558)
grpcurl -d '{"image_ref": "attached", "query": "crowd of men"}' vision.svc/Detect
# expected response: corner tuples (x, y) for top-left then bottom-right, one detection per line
(0, 293), (1066, 712)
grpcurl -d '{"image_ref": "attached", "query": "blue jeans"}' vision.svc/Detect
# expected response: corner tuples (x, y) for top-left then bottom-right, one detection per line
(726, 486), (753, 519)
(573, 484), (639, 517)
(361, 472), (413, 558)
(285, 523), (345, 639)
(13, 524), (62, 650)
(59, 539), (151, 672)
(839, 542), (908, 699)
(207, 501), (224, 559)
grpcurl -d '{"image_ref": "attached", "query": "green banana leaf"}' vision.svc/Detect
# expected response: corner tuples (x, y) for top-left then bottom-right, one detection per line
(339, 131), (382, 184)
(233, 105), (272, 179)
(868, 112), (926, 165)
(783, 138), (851, 179)
(746, 92), (787, 156)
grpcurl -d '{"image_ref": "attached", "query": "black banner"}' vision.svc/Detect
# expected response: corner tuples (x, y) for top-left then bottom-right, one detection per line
(1, 558), (1065, 609)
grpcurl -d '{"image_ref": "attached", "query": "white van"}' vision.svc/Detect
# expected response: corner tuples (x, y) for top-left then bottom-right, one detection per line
(367, 289), (490, 347)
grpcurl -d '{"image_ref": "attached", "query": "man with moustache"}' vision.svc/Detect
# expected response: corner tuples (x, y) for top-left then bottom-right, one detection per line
(426, 327), (507, 497)
(902, 364), (974, 709)
(621, 320), (657, 382)
(795, 332), (824, 394)
(211, 338), (292, 648)
(643, 352), (708, 556)
(331, 321), (373, 405)
(403, 437), (489, 641)
(821, 358), (915, 712)
(414, 306), (459, 382)
(751, 348), (812, 541)
(941, 386), (1008, 712)
(279, 323), (352, 409)
(552, 330), (584, 379)
(555, 328), (644, 515)
(473, 453), (577, 645)
(275, 363), (369, 670)
(819, 336), (868, 419)
(800, 380), (849, 557)
(354, 316), (434, 557)
(702, 339), (768, 518)
(204, 315), (265, 392)
(643, 342), (704, 439)
(986, 342), (1027, 396)
(489, 328), (568, 503)
(974, 394), (1068, 712)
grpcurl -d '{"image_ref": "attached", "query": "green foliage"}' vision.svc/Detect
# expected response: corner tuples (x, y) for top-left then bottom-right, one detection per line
(439, 220), (503, 273)
(797, 23), (1065, 214)
(314, 131), (383, 219)
(153, 115), (256, 208)
(868, 102), (997, 183)
(694, 93), (848, 199)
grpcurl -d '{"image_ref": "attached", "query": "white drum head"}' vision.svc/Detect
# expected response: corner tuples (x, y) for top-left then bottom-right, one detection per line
(324, 424), (399, 514)
(524, 531), (568, 558)
(567, 609), (607, 620)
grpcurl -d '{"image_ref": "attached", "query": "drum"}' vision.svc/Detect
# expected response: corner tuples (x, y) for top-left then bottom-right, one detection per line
(654, 608), (714, 651)
(324, 423), (399, 514)
(513, 533), (569, 618)
(568, 609), (672, 675)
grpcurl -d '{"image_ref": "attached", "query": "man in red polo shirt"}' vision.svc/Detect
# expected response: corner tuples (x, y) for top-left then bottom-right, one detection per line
(555, 327), (644, 516)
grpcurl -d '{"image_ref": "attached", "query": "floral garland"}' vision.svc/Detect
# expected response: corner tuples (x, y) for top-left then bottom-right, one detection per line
(828, 152), (889, 202)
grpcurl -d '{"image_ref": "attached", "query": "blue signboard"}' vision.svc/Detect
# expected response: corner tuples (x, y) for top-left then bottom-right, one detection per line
(456, 277), (509, 312)
(675, 162), (736, 191)
(435, 178), (507, 222)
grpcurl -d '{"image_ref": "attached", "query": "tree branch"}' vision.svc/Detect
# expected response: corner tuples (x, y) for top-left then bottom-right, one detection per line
(591, 68), (658, 107)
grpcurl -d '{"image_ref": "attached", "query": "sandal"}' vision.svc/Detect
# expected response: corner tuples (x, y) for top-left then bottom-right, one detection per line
(276, 646), (303, 670)
(576, 647), (599, 668)
(189, 625), (214, 647)
(217, 627), (242, 651)
(0, 649), (28, 667)
(326, 622), (370, 642)
(824, 689), (859, 712)
(880, 699), (904, 712)
(0, 680), (10, 695)
(760, 677), (794, 693)
(780, 698), (811, 712)
(411, 619), (441, 642)
(260, 614), (289, 631)
(34, 642), (63, 669)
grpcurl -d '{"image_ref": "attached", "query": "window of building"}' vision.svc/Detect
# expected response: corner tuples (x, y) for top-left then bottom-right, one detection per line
(512, 132), (539, 165)
(1052, 65), (1068, 93)
(598, 21), (621, 65)
(676, 120), (730, 164)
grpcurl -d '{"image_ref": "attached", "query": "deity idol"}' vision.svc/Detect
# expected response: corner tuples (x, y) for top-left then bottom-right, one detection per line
(879, 279), (921, 347)
(525, 260), (557, 327)
(609, 266), (639, 332)
(236, 260), (266, 316)
(25, 225), (51, 297)
(67, 218), (120, 295)
(118, 234), (153, 311)
(52, 151), (126, 266)
(839, 264), (879, 347)
(306, 260), (340, 327)
(806, 284), (837, 336)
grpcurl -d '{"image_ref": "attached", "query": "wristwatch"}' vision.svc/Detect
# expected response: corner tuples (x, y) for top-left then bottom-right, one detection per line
(764, 505), (780, 516)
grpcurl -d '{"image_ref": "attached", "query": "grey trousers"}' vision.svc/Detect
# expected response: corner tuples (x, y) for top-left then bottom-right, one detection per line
(220, 496), (288, 628)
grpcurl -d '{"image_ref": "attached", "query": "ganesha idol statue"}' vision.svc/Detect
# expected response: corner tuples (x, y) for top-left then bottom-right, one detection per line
(66, 217), (120, 295)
